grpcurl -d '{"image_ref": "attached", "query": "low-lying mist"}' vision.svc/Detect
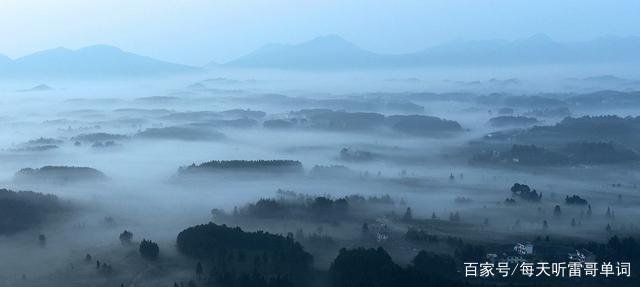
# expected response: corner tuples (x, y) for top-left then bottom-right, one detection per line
(1, 68), (640, 286)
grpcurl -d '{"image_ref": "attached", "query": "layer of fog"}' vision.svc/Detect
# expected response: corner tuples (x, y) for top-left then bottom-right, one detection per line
(1, 67), (639, 286)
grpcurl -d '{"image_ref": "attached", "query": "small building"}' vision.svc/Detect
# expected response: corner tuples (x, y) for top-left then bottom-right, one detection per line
(369, 222), (390, 243)
(376, 232), (389, 243)
(568, 249), (596, 263)
(514, 242), (534, 255)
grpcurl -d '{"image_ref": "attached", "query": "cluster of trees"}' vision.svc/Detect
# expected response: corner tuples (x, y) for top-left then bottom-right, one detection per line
(385, 115), (463, 135)
(275, 110), (463, 135)
(237, 195), (350, 222)
(119, 230), (133, 244)
(472, 144), (566, 166)
(71, 132), (128, 142)
(95, 260), (114, 276)
(343, 194), (395, 205)
(171, 221), (635, 287)
(14, 166), (107, 183)
(472, 142), (640, 166)
(522, 115), (640, 147)
(578, 236), (640, 266)
(329, 247), (464, 287)
(404, 228), (438, 243)
(488, 115), (538, 127)
(510, 183), (542, 202)
(25, 137), (63, 145)
(526, 107), (571, 118)
(564, 142), (638, 164)
(339, 147), (375, 162)
(176, 223), (313, 283)
(91, 140), (117, 148)
(330, 239), (638, 287)
(10, 144), (59, 152)
(171, 222), (639, 286)
(136, 126), (225, 141)
(306, 111), (386, 130)
(139, 239), (159, 260)
(0, 188), (64, 234)
(179, 160), (304, 175)
(565, 195), (588, 205)
(448, 211), (462, 222)
(10, 137), (62, 152)
(236, 192), (399, 224)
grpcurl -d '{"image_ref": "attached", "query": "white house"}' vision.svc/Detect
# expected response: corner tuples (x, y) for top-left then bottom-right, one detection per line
(514, 242), (534, 255)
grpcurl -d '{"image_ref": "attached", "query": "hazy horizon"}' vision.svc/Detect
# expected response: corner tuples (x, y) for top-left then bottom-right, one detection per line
(2, 0), (639, 65)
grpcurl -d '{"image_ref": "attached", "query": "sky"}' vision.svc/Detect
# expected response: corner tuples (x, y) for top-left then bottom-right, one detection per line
(1, 0), (639, 66)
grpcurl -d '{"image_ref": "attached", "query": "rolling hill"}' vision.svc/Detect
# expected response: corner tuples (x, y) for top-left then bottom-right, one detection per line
(0, 45), (200, 78)
(224, 34), (640, 70)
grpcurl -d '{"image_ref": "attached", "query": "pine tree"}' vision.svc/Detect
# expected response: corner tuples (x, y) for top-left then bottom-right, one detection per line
(402, 207), (413, 221)
(119, 230), (133, 245)
(196, 262), (203, 278)
(139, 239), (159, 260)
(361, 223), (369, 235)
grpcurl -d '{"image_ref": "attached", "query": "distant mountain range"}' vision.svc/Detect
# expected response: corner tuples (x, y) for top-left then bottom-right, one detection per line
(224, 34), (640, 69)
(0, 45), (199, 78)
(224, 35), (383, 69)
(1, 34), (639, 77)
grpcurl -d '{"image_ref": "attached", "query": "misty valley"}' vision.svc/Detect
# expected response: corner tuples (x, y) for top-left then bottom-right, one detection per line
(1, 73), (640, 287)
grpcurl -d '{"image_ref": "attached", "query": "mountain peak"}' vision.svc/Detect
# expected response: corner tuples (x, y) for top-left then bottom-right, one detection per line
(226, 34), (378, 69)
(297, 34), (362, 51)
(3, 45), (199, 78)
(306, 34), (350, 44)
(77, 44), (124, 53)
(226, 34), (640, 69)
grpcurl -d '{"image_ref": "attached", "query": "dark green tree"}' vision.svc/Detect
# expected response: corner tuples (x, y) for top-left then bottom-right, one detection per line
(139, 239), (159, 260)
(554, 205), (562, 216)
(119, 230), (133, 245)
(196, 262), (203, 278)
(402, 207), (413, 221)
